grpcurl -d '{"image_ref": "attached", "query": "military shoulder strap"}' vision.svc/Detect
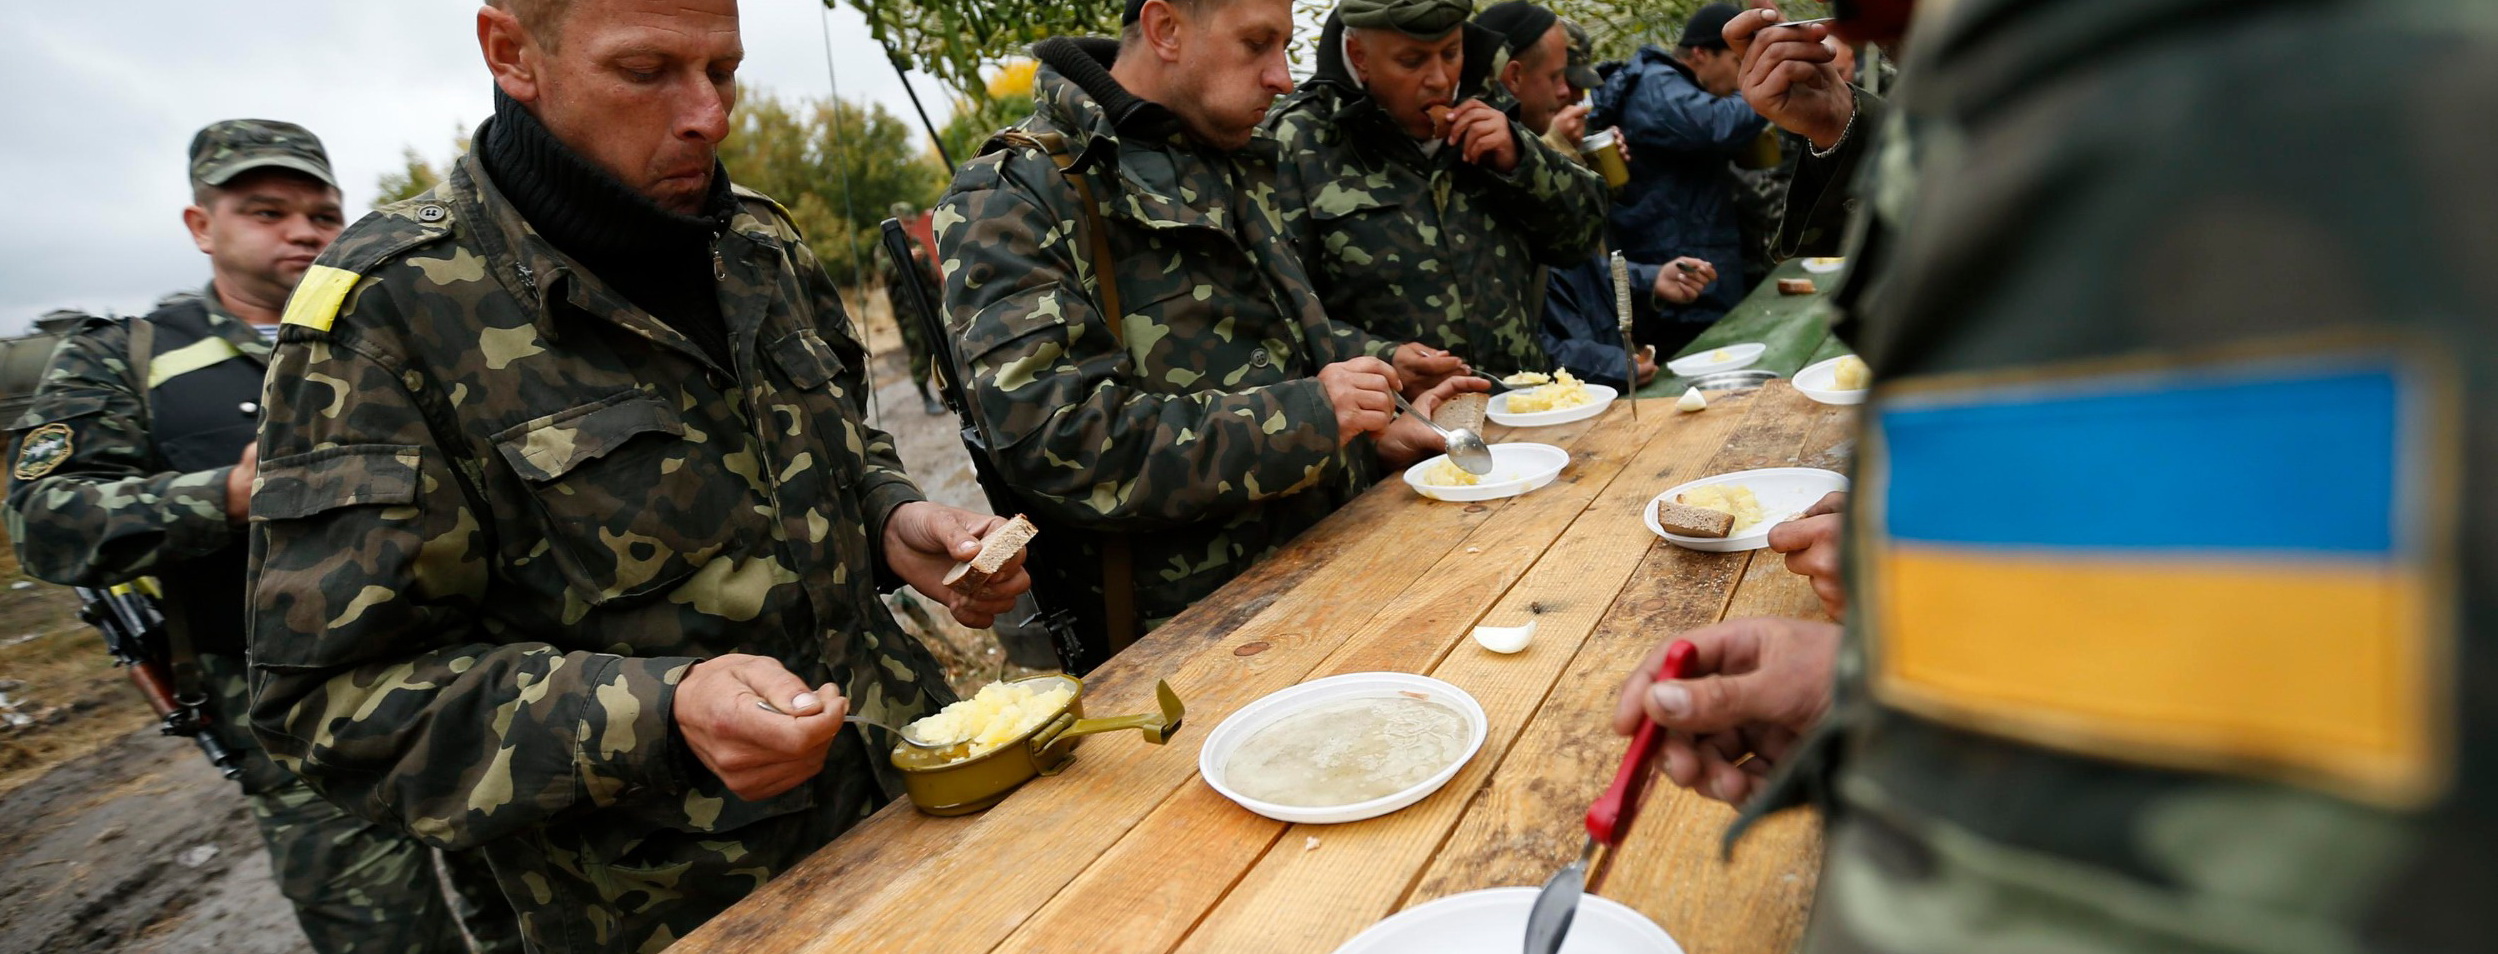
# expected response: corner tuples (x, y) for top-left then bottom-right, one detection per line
(986, 129), (1125, 347)
(123, 317), (154, 427)
(981, 128), (1141, 652)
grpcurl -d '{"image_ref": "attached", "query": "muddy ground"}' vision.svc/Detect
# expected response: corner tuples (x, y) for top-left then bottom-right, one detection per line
(0, 289), (1031, 953)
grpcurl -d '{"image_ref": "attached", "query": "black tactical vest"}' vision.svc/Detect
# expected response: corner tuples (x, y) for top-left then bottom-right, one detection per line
(133, 296), (265, 655)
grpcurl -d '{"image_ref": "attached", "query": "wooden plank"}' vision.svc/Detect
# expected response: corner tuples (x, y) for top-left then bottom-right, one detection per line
(988, 401), (1707, 954)
(677, 410), (1635, 954)
(1392, 387), (1842, 954)
(1588, 547), (1831, 954)
(1167, 400), (1768, 954)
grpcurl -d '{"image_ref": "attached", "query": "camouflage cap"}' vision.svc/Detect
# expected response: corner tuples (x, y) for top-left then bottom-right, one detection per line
(1561, 19), (1601, 90)
(1339, 0), (1473, 38)
(188, 119), (336, 191)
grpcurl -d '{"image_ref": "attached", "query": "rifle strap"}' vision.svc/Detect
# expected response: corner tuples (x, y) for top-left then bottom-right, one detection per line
(988, 130), (1126, 349)
(986, 129), (1142, 653)
(125, 317), (155, 433)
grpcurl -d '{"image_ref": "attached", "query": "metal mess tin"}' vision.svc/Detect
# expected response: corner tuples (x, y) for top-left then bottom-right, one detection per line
(889, 673), (1185, 816)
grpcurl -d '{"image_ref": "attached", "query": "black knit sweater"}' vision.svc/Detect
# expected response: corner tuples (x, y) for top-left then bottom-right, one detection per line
(475, 89), (735, 366)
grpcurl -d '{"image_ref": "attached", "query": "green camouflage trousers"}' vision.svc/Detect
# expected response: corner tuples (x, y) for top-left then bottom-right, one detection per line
(203, 652), (522, 953)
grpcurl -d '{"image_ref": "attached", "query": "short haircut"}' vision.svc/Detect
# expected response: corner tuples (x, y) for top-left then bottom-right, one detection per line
(492, 0), (575, 50)
(1120, 0), (1214, 47)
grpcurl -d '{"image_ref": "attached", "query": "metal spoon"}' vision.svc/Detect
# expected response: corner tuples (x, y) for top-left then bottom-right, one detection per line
(751, 697), (963, 749)
(1393, 390), (1494, 476)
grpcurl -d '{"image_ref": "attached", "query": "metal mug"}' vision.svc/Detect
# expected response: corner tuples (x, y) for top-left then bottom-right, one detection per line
(1580, 129), (1630, 189)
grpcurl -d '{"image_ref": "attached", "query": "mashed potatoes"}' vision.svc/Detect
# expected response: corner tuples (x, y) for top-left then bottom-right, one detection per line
(1678, 484), (1766, 533)
(903, 678), (1076, 758)
(1422, 458), (1483, 487)
(1831, 355), (1871, 390)
(1501, 371), (1551, 387)
(1505, 370), (1596, 414)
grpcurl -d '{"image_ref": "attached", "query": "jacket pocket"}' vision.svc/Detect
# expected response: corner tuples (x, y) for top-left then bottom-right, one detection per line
(253, 444), (421, 520)
(492, 390), (711, 605)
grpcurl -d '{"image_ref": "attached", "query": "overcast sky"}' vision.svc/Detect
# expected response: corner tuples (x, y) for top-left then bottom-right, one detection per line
(0, 0), (956, 336)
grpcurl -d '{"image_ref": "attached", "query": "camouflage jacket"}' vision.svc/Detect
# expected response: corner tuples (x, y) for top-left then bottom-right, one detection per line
(7, 290), (262, 595)
(247, 154), (953, 858)
(1753, 2), (2498, 952)
(6, 287), (294, 792)
(1262, 25), (1609, 378)
(934, 39), (1391, 636)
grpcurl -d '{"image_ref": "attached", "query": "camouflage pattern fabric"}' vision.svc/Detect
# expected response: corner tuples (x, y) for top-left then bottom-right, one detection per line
(189, 118), (336, 189)
(1743, 1), (2498, 951)
(1263, 52), (1610, 378)
(215, 649), (521, 954)
(3, 294), (513, 953)
(248, 153), (954, 952)
(933, 41), (1391, 637)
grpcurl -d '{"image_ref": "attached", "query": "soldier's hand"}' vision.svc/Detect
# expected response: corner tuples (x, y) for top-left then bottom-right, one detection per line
(1634, 347), (1659, 386)
(1549, 103), (1591, 146)
(1727, 4), (1854, 150)
(1613, 617), (1839, 806)
(881, 502), (1032, 628)
(1767, 491), (1848, 620)
(1375, 374), (1492, 468)
(1391, 343), (1468, 398)
(675, 654), (848, 800)
(1653, 257), (1716, 305)
(224, 441), (259, 524)
(1446, 100), (1521, 173)
(1319, 357), (1401, 446)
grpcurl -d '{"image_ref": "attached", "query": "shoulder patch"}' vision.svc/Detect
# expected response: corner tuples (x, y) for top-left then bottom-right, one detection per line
(730, 183), (796, 222)
(280, 264), (361, 333)
(280, 205), (455, 334)
(13, 422), (74, 480)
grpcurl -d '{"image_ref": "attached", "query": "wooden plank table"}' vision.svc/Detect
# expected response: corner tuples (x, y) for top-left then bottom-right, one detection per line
(677, 383), (1856, 954)
(1638, 258), (1845, 399)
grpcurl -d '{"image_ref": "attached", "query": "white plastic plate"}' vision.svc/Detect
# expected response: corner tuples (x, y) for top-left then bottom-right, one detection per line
(1792, 354), (1870, 405)
(1665, 342), (1765, 377)
(1487, 383), (1617, 428)
(1330, 888), (1683, 954)
(1404, 443), (1568, 502)
(1801, 256), (1847, 274)
(1200, 672), (1488, 825)
(1644, 467), (1850, 553)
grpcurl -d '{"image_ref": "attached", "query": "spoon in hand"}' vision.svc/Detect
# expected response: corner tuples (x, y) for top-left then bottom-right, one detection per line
(1392, 390), (1494, 476)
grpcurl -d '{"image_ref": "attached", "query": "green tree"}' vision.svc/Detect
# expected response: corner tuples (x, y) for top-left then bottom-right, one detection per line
(373, 128), (469, 205)
(719, 89), (949, 286)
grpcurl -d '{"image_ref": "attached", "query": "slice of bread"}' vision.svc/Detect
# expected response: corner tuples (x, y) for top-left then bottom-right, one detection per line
(1655, 500), (1735, 538)
(943, 514), (1038, 596)
(1434, 392), (1489, 435)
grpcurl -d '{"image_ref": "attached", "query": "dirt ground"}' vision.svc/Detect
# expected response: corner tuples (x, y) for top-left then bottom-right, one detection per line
(0, 286), (1037, 954)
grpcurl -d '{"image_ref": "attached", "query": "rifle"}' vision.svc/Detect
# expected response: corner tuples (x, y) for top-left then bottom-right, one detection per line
(72, 581), (244, 779)
(878, 218), (1091, 672)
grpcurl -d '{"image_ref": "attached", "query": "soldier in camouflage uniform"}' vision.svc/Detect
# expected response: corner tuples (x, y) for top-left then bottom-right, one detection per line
(246, 3), (1028, 951)
(879, 201), (946, 415)
(5, 120), (518, 954)
(1618, 3), (2498, 951)
(935, 0), (1482, 664)
(1261, 0), (1609, 378)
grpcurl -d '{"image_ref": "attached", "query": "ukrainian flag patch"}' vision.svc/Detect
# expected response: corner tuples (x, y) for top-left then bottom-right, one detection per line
(1864, 347), (2452, 806)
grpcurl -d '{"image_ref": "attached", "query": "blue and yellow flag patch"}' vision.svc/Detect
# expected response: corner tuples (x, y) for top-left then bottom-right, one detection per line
(1863, 347), (2452, 807)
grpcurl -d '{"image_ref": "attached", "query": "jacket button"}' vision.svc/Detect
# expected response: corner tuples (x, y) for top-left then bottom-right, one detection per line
(417, 204), (447, 222)
(238, 402), (258, 416)
(1250, 349), (1271, 368)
